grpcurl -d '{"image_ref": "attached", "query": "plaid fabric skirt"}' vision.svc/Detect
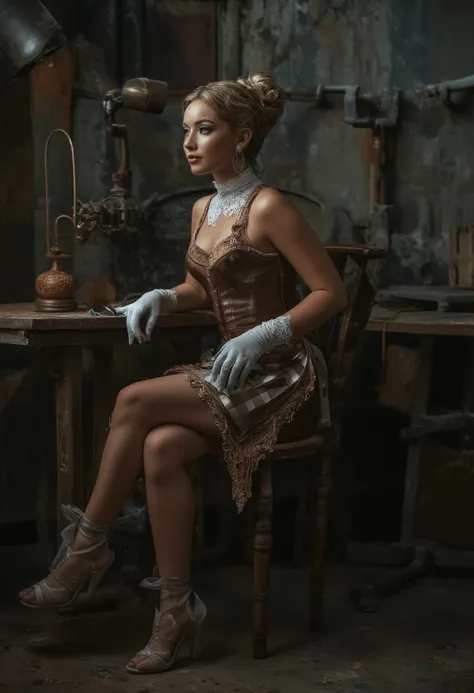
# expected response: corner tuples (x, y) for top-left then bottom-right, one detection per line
(165, 339), (317, 512)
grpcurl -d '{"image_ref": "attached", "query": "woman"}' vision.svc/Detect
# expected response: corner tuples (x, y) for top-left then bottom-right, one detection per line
(19, 71), (346, 674)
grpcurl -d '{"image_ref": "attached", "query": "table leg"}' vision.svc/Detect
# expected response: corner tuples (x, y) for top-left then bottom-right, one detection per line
(352, 337), (435, 612)
(460, 342), (474, 448)
(55, 346), (83, 541)
(401, 337), (434, 543)
(90, 346), (114, 495)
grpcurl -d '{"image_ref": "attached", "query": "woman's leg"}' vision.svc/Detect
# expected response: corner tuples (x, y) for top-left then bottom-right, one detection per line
(144, 424), (207, 575)
(127, 423), (210, 672)
(20, 374), (220, 605)
(86, 373), (219, 525)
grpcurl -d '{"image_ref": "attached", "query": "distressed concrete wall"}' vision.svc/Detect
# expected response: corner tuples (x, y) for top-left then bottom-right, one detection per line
(241, 0), (474, 284)
(65, 0), (474, 294)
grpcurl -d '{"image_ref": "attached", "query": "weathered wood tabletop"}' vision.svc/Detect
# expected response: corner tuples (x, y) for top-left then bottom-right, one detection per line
(0, 303), (217, 346)
(367, 306), (474, 337)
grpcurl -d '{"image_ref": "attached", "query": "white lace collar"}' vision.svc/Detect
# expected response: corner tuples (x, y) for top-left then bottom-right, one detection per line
(207, 168), (262, 227)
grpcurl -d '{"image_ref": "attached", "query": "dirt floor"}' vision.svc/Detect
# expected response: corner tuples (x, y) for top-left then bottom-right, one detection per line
(1, 546), (474, 693)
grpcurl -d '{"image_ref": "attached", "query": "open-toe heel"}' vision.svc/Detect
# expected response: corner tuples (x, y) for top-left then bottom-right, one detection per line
(126, 576), (207, 675)
(19, 505), (113, 610)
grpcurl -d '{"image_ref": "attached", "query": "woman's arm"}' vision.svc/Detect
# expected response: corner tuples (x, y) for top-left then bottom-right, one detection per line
(162, 196), (212, 313)
(251, 190), (347, 338)
(207, 190), (347, 393)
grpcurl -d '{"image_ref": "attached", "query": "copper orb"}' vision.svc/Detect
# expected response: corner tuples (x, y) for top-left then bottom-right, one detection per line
(35, 261), (76, 298)
(35, 245), (77, 312)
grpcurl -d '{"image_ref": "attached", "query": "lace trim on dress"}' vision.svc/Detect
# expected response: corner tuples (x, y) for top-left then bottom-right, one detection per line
(173, 358), (317, 513)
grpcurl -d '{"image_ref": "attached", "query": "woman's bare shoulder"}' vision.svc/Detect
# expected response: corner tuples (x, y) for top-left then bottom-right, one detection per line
(251, 186), (295, 218)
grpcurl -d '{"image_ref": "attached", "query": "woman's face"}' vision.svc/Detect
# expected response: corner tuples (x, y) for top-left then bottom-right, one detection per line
(183, 99), (248, 179)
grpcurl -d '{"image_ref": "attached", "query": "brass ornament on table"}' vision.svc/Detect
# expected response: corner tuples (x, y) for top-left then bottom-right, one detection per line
(76, 78), (168, 242)
(35, 128), (78, 312)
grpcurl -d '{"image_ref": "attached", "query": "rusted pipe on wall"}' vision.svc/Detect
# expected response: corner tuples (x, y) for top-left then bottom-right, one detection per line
(286, 84), (399, 129)
(368, 130), (387, 212)
(287, 87), (379, 102)
(425, 74), (474, 109)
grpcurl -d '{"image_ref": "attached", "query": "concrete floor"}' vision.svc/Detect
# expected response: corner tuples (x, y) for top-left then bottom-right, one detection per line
(1, 547), (474, 693)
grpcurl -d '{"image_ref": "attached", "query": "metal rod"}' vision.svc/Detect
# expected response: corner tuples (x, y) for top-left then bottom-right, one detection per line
(368, 130), (387, 212)
(285, 87), (379, 103)
(44, 128), (77, 253)
(425, 74), (474, 96)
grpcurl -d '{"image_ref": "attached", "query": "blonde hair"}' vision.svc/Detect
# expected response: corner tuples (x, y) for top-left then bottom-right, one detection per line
(183, 71), (286, 169)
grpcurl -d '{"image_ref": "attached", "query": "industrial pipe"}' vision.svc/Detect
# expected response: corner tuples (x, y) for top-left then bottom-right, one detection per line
(425, 74), (474, 96)
(424, 74), (474, 109)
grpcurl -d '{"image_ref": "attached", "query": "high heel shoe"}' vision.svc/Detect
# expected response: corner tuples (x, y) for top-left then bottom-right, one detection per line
(19, 505), (114, 609)
(126, 576), (207, 675)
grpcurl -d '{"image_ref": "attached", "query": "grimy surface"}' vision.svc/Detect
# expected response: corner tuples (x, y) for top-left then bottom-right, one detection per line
(1, 549), (473, 693)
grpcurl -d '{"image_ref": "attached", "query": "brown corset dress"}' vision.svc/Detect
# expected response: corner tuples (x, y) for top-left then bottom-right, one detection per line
(165, 186), (323, 512)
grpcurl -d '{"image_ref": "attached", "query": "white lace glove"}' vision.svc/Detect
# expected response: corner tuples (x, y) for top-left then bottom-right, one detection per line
(115, 289), (177, 345)
(206, 315), (293, 395)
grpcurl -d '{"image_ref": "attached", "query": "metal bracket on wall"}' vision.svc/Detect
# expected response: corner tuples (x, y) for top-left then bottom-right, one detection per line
(424, 74), (474, 110)
(287, 85), (400, 129)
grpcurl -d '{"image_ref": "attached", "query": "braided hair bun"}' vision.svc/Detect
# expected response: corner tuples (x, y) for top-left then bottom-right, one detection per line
(237, 71), (286, 134)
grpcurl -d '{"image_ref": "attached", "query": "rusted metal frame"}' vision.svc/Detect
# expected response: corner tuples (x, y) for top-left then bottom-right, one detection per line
(286, 85), (399, 129)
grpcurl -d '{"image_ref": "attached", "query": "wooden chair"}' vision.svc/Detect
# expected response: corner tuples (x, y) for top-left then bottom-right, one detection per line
(251, 244), (386, 659)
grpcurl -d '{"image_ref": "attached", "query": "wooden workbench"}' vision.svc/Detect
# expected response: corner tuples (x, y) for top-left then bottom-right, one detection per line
(0, 303), (217, 538)
(367, 305), (474, 337)
(366, 304), (474, 554)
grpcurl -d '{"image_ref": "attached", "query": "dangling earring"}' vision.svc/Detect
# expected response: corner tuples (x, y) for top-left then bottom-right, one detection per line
(233, 147), (246, 174)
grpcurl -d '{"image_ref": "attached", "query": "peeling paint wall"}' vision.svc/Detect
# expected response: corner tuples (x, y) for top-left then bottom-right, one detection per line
(240, 0), (474, 284)
(55, 0), (474, 294)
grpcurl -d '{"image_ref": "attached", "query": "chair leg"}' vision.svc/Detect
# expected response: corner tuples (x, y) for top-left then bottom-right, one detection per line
(252, 462), (273, 659)
(310, 437), (334, 631)
(190, 460), (204, 576)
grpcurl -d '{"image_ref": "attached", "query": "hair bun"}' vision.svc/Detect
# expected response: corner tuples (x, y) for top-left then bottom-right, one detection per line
(237, 71), (286, 131)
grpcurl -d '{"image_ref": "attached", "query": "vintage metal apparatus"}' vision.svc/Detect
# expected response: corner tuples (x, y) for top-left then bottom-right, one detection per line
(76, 78), (168, 242)
(35, 129), (78, 312)
(34, 78), (168, 311)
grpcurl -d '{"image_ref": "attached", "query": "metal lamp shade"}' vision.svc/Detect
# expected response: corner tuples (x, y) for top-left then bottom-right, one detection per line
(0, 0), (66, 77)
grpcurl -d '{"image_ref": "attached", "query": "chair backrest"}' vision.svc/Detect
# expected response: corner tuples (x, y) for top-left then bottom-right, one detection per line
(308, 244), (386, 419)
